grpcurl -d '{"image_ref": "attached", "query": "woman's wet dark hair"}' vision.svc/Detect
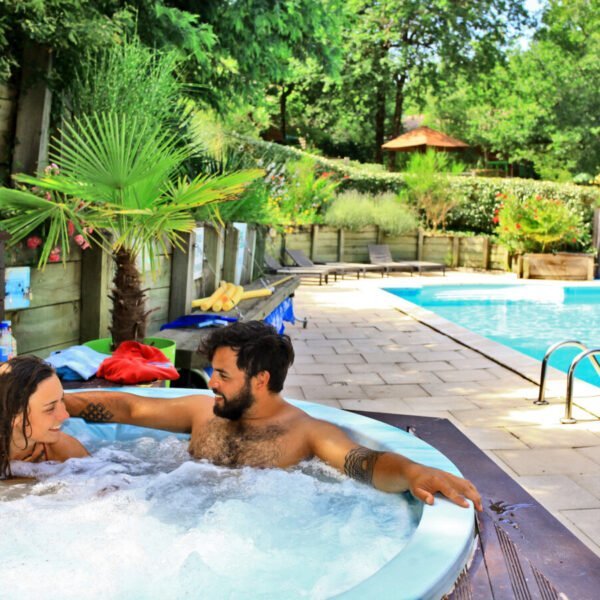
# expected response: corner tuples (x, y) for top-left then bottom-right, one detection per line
(0, 355), (56, 479)
(199, 321), (294, 393)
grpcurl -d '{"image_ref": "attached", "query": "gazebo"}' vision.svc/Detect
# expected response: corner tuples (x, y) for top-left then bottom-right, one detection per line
(382, 126), (469, 153)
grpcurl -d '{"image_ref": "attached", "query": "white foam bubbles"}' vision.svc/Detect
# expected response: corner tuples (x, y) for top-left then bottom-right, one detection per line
(1, 437), (419, 599)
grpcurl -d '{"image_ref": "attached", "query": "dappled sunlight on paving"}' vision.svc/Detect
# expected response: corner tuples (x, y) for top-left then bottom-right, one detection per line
(289, 273), (600, 554)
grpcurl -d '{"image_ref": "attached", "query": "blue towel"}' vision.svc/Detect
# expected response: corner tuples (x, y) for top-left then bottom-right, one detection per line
(46, 345), (110, 381)
(160, 314), (238, 330)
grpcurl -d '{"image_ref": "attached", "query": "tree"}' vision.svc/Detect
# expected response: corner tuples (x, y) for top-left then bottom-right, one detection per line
(330, 0), (529, 163)
(429, 0), (600, 180)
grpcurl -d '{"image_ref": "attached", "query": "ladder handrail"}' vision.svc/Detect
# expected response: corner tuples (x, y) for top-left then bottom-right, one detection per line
(535, 340), (591, 405)
(561, 348), (600, 424)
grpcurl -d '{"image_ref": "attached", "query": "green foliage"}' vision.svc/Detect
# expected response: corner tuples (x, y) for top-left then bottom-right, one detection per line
(495, 193), (586, 253)
(430, 0), (600, 181)
(0, 0), (137, 84)
(444, 177), (599, 244)
(281, 158), (339, 223)
(233, 136), (600, 242)
(68, 38), (184, 126)
(402, 150), (465, 231)
(0, 113), (261, 268)
(195, 179), (273, 224)
(324, 191), (417, 236)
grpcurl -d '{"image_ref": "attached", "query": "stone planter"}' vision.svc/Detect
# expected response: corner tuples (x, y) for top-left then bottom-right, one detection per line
(521, 253), (595, 281)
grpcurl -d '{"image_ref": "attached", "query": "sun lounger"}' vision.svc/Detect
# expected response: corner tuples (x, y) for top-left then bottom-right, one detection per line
(368, 244), (445, 276)
(285, 249), (385, 279)
(264, 254), (333, 286)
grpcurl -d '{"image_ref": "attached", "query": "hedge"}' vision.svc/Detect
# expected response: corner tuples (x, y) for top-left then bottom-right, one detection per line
(233, 135), (600, 242)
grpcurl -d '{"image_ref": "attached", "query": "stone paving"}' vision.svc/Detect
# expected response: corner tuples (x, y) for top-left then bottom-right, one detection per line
(282, 271), (600, 557)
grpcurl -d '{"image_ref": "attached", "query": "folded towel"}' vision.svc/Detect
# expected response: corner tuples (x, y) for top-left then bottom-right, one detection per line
(47, 345), (110, 380)
(97, 341), (180, 384)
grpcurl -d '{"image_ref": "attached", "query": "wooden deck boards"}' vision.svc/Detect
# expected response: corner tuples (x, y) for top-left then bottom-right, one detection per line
(353, 411), (600, 600)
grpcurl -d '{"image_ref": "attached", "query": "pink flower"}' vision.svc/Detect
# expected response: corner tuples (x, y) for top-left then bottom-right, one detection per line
(48, 247), (61, 262)
(492, 216), (499, 224)
(74, 234), (91, 250)
(67, 221), (75, 237)
(26, 236), (43, 249)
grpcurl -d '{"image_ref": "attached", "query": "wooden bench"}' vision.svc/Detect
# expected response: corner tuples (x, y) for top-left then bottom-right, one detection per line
(153, 275), (301, 372)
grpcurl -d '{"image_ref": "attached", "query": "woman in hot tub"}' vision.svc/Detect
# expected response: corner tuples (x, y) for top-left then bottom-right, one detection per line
(1, 355), (88, 479)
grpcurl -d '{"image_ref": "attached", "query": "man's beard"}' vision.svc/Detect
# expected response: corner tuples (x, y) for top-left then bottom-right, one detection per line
(212, 379), (255, 421)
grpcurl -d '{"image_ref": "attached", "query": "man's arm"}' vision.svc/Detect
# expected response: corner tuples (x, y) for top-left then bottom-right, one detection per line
(308, 419), (482, 511)
(65, 390), (213, 433)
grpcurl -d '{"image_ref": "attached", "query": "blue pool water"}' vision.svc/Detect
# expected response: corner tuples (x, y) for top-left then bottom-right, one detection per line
(386, 284), (600, 388)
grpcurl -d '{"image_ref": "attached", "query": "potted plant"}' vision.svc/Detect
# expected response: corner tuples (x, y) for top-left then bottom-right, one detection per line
(0, 112), (261, 348)
(494, 193), (594, 280)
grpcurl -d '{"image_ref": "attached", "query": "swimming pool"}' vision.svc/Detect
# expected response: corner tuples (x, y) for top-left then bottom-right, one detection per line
(385, 284), (600, 388)
(2, 388), (475, 600)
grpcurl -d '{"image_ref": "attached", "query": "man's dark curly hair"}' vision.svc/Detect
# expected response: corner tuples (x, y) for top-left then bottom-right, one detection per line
(199, 321), (294, 393)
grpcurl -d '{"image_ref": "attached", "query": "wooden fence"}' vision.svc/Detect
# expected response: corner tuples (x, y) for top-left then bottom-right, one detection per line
(1, 223), (267, 357)
(267, 225), (509, 271)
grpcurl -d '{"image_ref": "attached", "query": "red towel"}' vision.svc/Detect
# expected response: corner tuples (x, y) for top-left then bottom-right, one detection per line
(97, 341), (180, 384)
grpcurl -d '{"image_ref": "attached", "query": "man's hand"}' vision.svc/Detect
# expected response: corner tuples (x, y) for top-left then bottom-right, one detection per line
(404, 463), (482, 511)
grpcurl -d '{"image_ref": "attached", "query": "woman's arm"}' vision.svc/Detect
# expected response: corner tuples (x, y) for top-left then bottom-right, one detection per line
(47, 432), (90, 460)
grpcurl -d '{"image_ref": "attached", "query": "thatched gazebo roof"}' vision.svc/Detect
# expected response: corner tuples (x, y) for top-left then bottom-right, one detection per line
(382, 126), (469, 152)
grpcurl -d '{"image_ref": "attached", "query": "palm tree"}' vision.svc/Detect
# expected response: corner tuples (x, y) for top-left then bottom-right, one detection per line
(0, 112), (261, 347)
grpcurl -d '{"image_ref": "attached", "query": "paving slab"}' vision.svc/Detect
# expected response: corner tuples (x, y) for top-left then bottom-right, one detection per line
(457, 426), (528, 450)
(360, 383), (427, 399)
(561, 509), (600, 554)
(506, 425), (600, 448)
(494, 448), (600, 476)
(517, 474), (600, 510)
(324, 372), (385, 386)
(287, 272), (600, 555)
(293, 363), (350, 375)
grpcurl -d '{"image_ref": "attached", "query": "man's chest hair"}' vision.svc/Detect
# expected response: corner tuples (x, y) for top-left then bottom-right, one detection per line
(189, 418), (288, 467)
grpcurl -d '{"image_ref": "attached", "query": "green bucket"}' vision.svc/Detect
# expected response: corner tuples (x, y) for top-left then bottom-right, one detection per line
(83, 337), (177, 387)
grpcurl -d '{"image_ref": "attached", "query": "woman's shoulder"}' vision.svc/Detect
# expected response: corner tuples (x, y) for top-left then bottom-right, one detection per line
(46, 432), (90, 461)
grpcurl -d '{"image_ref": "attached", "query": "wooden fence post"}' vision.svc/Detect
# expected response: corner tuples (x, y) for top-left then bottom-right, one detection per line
(203, 224), (223, 295)
(241, 226), (256, 284)
(254, 225), (266, 278)
(79, 244), (113, 342)
(452, 236), (460, 267)
(168, 231), (194, 321)
(12, 43), (53, 174)
(222, 225), (239, 282)
(337, 228), (345, 262)
(482, 237), (491, 271)
(310, 224), (319, 260)
(417, 230), (424, 261)
(593, 208), (600, 279)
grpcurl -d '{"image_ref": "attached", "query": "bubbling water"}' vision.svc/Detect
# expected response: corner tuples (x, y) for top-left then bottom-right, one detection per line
(1, 435), (419, 600)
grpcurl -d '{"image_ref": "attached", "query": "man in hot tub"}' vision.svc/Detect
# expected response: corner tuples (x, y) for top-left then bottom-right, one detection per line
(65, 321), (482, 511)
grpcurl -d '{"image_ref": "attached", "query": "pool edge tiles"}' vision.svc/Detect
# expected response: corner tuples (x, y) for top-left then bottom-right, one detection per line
(381, 284), (600, 396)
(66, 387), (476, 600)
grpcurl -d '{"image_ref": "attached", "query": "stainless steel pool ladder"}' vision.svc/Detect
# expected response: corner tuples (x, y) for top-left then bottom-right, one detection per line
(535, 340), (600, 423)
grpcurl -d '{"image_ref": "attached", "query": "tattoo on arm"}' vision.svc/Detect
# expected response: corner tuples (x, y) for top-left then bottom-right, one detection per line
(344, 447), (383, 484)
(78, 403), (114, 423)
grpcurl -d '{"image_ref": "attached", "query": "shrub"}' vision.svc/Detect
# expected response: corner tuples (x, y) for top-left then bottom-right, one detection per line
(402, 150), (465, 232)
(232, 135), (600, 243)
(324, 191), (418, 236)
(495, 193), (586, 253)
